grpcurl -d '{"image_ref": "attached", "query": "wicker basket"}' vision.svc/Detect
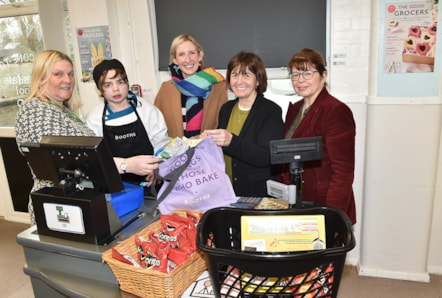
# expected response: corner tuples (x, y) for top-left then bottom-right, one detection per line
(102, 209), (207, 298)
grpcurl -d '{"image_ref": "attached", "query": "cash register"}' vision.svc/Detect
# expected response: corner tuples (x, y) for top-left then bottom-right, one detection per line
(19, 135), (143, 245)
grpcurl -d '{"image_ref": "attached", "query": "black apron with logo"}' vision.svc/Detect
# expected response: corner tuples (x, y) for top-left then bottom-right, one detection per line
(102, 100), (154, 185)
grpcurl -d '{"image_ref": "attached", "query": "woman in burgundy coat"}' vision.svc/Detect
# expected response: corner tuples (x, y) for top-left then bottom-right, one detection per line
(279, 48), (356, 224)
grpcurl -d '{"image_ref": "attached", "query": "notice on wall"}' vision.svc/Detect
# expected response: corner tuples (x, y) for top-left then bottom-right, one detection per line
(76, 26), (112, 83)
(383, 0), (438, 73)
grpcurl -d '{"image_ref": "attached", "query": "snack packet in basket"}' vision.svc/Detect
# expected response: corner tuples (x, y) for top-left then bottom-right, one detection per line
(111, 247), (142, 268)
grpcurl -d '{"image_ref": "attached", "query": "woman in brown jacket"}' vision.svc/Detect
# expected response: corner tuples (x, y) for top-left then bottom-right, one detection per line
(154, 34), (228, 138)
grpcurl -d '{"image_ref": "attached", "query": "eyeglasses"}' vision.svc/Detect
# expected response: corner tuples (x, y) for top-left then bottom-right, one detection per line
(289, 70), (319, 81)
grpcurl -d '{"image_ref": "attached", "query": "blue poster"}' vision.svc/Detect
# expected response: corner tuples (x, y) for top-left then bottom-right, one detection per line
(76, 26), (112, 83)
(378, 0), (440, 96)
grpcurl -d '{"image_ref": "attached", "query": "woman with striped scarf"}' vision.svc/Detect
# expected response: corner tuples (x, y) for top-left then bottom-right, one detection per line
(154, 34), (228, 138)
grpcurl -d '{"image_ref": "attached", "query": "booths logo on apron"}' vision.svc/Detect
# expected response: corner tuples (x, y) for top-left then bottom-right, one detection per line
(115, 132), (137, 140)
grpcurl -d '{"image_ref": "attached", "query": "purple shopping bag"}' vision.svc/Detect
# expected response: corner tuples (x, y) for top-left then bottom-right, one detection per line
(155, 137), (237, 214)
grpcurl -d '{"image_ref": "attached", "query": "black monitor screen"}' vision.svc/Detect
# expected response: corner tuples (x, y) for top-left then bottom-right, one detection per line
(270, 136), (323, 165)
(19, 135), (124, 194)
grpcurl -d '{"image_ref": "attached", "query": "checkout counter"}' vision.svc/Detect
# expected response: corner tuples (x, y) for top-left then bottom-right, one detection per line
(16, 135), (323, 297)
(17, 202), (158, 298)
(15, 135), (163, 297)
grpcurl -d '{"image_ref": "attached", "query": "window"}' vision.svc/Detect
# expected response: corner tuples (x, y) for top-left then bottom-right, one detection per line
(0, 0), (43, 127)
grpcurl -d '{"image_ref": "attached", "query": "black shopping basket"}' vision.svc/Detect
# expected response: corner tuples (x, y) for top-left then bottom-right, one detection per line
(196, 206), (355, 298)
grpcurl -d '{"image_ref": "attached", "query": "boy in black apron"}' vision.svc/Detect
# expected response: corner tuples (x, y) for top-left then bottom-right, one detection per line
(86, 59), (170, 197)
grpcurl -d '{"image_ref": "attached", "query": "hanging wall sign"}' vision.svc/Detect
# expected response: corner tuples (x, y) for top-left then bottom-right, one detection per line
(76, 25), (112, 83)
(378, 0), (440, 97)
(383, 0), (437, 73)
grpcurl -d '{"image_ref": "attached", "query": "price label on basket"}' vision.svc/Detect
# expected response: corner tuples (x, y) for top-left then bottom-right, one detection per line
(240, 215), (326, 252)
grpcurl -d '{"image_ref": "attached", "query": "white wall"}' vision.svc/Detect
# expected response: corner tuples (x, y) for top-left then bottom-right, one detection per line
(67, 0), (110, 116)
(327, 0), (371, 267)
(360, 0), (442, 281)
(428, 124), (442, 274)
(360, 100), (441, 282)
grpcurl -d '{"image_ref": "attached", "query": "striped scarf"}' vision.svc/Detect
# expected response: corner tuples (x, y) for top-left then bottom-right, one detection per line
(170, 64), (224, 137)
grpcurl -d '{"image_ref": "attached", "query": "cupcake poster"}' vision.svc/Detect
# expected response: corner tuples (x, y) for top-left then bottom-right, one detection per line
(383, 0), (438, 73)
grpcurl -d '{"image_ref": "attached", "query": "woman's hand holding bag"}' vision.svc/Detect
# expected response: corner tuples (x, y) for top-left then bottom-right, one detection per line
(154, 137), (237, 214)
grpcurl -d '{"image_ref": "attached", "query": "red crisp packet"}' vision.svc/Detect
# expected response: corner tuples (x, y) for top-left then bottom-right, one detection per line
(185, 210), (202, 226)
(176, 233), (194, 256)
(160, 214), (186, 232)
(111, 247), (142, 268)
(148, 230), (168, 248)
(176, 212), (199, 247)
(162, 212), (196, 233)
(181, 224), (197, 251)
(134, 235), (149, 264)
(141, 241), (169, 273)
(159, 223), (186, 248)
(170, 212), (194, 228)
(310, 264), (334, 296)
(168, 247), (188, 269)
(161, 212), (197, 253)
(175, 213), (197, 232)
